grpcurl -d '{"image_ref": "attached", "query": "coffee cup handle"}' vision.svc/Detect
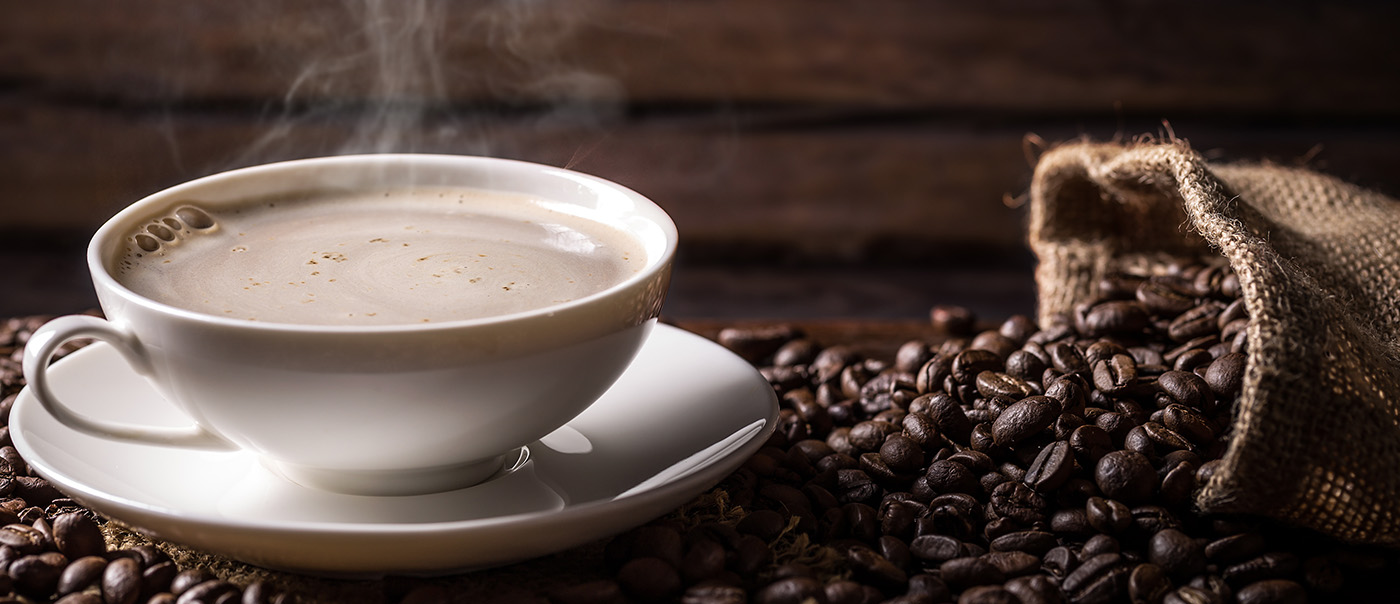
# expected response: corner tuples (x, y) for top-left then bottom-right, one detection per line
(22, 315), (235, 449)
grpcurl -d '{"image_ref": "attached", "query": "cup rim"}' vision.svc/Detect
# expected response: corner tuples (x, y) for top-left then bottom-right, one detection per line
(87, 153), (677, 334)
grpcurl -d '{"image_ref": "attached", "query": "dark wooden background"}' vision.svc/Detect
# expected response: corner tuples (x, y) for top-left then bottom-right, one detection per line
(4, 0), (1399, 321)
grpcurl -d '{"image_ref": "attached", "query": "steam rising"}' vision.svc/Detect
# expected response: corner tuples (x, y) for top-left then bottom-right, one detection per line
(234, 0), (618, 166)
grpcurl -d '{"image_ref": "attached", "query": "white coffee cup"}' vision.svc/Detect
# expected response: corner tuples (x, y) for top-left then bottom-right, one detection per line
(22, 154), (676, 496)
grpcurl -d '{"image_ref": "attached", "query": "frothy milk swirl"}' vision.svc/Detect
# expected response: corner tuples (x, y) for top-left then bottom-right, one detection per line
(111, 187), (646, 325)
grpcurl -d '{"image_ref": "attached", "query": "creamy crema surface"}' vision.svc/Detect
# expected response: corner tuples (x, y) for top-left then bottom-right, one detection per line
(111, 187), (645, 325)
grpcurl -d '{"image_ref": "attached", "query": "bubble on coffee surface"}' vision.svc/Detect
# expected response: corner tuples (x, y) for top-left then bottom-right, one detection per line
(119, 204), (220, 257)
(111, 188), (646, 325)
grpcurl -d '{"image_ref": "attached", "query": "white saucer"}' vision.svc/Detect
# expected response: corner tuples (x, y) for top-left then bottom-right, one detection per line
(11, 324), (778, 576)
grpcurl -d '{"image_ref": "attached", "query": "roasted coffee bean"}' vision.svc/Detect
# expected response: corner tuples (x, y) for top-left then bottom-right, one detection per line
(754, 576), (825, 604)
(1142, 422), (1192, 452)
(836, 469), (881, 505)
(848, 421), (900, 452)
(143, 561), (178, 600)
(1203, 353), (1247, 398)
(1095, 450), (1157, 504)
(1003, 574), (1063, 604)
(1123, 425), (1157, 457)
(923, 396), (976, 445)
(1082, 301), (1150, 338)
(1062, 553), (1126, 597)
(991, 396), (1061, 446)
(792, 439), (837, 464)
(0, 523), (46, 554)
(11, 551), (66, 597)
(952, 350), (1002, 385)
(901, 412), (941, 449)
(1132, 505), (1183, 534)
(1128, 563), (1172, 604)
(1050, 508), (1093, 538)
(940, 556), (1005, 590)
(982, 550), (1041, 578)
(1024, 440), (1074, 493)
(179, 579), (243, 604)
(842, 502), (880, 543)
(1190, 574), (1235, 602)
(931, 305), (977, 335)
(1086, 497), (1134, 535)
(845, 545), (907, 591)
(1094, 412), (1137, 446)
(1159, 462), (1199, 507)
(1080, 534), (1119, 559)
(1150, 528), (1207, 579)
(989, 482), (1047, 525)
(1215, 296), (1246, 327)
(1222, 552), (1300, 586)
(1137, 278), (1198, 315)
(975, 371), (1036, 400)
(910, 534), (964, 563)
(1164, 585), (1221, 604)
(970, 331), (1020, 360)
(169, 569), (216, 597)
(1162, 404), (1214, 445)
(774, 339), (821, 368)
(55, 592), (104, 604)
(957, 584), (1018, 603)
(1171, 349), (1214, 372)
(878, 500), (920, 540)
(1157, 371), (1216, 413)
(914, 356), (954, 395)
(822, 580), (875, 604)
(1004, 350), (1049, 383)
(859, 452), (901, 483)
(1166, 302), (1225, 343)
(923, 460), (981, 496)
(880, 434), (925, 474)
(1205, 532), (1267, 564)
(1043, 545), (1079, 577)
(1045, 341), (1089, 375)
(893, 340), (934, 375)
(989, 530), (1057, 556)
(1083, 341), (1126, 367)
(57, 555), (107, 596)
(1092, 354), (1138, 394)
(1070, 425), (1115, 466)
(1234, 579), (1306, 604)
(51, 513), (105, 561)
(718, 325), (801, 364)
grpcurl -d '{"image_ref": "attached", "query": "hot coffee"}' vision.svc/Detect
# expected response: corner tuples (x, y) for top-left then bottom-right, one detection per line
(112, 187), (646, 325)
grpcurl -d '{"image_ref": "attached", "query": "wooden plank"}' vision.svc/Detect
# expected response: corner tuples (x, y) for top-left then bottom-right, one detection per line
(0, 99), (1036, 256)
(3, 1), (1399, 115)
(6, 100), (1400, 260)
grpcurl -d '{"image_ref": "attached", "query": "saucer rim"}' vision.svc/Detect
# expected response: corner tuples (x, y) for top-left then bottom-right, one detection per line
(12, 324), (778, 539)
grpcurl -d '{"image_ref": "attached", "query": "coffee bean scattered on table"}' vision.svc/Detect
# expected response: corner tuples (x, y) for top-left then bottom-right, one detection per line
(559, 260), (1399, 604)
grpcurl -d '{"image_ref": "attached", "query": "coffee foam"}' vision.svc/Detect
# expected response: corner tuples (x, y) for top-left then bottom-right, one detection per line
(111, 187), (646, 325)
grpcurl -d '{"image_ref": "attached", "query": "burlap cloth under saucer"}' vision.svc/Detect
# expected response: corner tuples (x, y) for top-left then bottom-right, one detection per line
(1028, 139), (1400, 546)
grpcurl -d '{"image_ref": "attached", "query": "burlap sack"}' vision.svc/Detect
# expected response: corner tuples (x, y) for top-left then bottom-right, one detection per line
(1028, 139), (1400, 546)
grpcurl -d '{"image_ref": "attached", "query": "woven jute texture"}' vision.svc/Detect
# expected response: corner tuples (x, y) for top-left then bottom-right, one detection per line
(1029, 139), (1400, 545)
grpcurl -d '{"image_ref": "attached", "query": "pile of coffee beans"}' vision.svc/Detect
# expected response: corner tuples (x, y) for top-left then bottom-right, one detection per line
(558, 262), (1399, 604)
(0, 317), (295, 604)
